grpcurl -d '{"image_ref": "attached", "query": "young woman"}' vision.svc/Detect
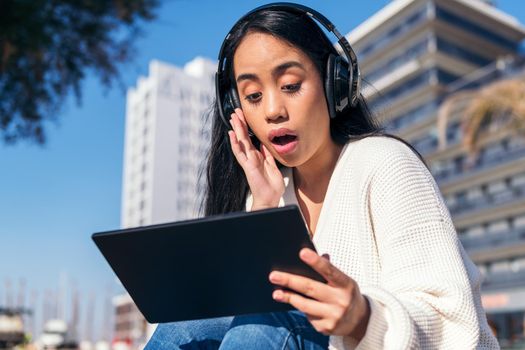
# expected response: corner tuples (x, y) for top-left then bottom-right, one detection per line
(146, 3), (498, 349)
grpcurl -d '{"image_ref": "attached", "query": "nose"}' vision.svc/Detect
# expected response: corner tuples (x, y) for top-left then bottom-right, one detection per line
(264, 89), (287, 122)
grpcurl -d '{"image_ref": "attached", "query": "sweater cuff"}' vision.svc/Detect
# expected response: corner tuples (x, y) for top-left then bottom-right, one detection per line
(329, 296), (388, 350)
(353, 296), (389, 349)
(333, 286), (415, 350)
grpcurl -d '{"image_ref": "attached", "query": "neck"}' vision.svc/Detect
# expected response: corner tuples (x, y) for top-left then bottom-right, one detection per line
(293, 141), (343, 201)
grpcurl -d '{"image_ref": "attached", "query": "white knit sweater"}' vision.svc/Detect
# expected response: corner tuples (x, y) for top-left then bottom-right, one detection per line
(248, 136), (499, 349)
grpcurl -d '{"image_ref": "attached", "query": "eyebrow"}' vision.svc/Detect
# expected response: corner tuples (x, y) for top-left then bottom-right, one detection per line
(236, 61), (305, 84)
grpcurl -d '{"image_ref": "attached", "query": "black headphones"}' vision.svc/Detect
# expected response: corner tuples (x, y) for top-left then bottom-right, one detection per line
(215, 2), (361, 130)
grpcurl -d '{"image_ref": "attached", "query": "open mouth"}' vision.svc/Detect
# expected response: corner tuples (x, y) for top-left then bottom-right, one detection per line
(271, 134), (297, 145)
(268, 128), (298, 155)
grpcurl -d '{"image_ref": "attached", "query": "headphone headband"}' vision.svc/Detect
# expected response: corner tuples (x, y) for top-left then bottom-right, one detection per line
(216, 2), (361, 127)
(218, 3), (334, 64)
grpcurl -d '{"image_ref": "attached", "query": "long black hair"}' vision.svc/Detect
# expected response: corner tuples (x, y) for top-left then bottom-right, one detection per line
(203, 8), (424, 216)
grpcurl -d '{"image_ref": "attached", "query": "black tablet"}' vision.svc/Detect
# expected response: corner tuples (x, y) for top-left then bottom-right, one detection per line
(92, 205), (324, 323)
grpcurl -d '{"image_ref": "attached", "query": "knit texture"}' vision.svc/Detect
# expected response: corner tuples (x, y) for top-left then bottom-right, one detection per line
(247, 136), (499, 349)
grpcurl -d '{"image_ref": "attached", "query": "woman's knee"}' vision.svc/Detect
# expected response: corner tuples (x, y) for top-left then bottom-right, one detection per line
(220, 312), (328, 350)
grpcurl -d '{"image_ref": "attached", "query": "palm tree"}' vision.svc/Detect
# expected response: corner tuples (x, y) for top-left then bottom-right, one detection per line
(437, 78), (525, 158)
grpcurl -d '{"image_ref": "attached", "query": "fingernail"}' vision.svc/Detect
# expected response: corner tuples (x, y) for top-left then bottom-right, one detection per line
(273, 290), (283, 301)
(300, 248), (314, 259)
(269, 271), (282, 283)
(322, 253), (331, 261)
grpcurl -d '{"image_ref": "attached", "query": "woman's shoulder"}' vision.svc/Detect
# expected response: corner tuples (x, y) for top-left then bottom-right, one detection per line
(347, 134), (414, 153)
(345, 135), (422, 166)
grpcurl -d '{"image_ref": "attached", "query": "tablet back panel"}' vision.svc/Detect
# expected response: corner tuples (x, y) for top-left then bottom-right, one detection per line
(92, 205), (323, 323)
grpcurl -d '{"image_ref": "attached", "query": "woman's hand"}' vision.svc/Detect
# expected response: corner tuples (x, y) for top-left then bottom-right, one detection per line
(228, 108), (285, 210)
(269, 248), (370, 340)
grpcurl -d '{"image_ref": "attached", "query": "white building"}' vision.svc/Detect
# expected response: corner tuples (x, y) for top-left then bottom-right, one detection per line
(119, 57), (216, 345)
(121, 57), (216, 229)
(112, 293), (147, 349)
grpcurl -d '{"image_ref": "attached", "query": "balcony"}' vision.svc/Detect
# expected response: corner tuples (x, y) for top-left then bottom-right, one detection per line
(460, 228), (525, 252)
(433, 146), (525, 185)
(385, 100), (439, 134)
(482, 269), (525, 291)
(449, 184), (525, 216)
(413, 136), (438, 155)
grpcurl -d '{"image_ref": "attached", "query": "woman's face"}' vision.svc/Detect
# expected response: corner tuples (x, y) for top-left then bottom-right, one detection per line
(232, 32), (335, 168)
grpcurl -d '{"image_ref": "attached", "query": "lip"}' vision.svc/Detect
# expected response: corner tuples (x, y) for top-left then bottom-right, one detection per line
(268, 128), (298, 156)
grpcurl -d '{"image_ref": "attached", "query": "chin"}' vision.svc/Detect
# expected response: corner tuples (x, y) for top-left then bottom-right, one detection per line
(274, 154), (304, 169)
(264, 139), (310, 169)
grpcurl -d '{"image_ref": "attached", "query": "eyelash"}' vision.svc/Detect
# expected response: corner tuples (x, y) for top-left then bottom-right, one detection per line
(244, 82), (302, 105)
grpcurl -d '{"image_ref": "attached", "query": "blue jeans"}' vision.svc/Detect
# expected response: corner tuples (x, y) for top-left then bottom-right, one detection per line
(145, 311), (329, 349)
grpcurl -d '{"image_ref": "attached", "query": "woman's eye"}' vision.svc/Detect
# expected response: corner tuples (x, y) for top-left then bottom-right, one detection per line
(282, 83), (301, 93)
(245, 92), (262, 103)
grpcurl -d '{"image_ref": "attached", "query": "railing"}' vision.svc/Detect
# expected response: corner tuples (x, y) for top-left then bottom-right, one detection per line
(482, 269), (525, 291)
(413, 137), (438, 155)
(460, 227), (525, 252)
(434, 146), (525, 185)
(449, 185), (525, 216)
(385, 101), (439, 134)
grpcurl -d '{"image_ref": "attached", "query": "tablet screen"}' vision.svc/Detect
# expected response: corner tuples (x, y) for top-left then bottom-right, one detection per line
(92, 205), (323, 323)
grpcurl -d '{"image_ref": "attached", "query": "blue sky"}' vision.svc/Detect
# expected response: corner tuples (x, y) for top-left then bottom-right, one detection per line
(1, 0), (524, 340)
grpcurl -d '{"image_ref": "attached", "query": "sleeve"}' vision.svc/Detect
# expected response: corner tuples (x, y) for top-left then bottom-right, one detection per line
(245, 192), (253, 212)
(347, 142), (498, 349)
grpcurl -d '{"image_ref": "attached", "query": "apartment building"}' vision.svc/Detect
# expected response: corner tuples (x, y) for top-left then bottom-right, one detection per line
(346, 0), (525, 345)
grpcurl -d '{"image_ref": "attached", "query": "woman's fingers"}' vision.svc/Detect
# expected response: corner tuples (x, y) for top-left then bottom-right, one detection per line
(299, 248), (350, 287)
(231, 112), (262, 165)
(235, 108), (248, 128)
(272, 289), (330, 319)
(261, 144), (277, 167)
(231, 110), (252, 146)
(269, 271), (335, 302)
(228, 130), (248, 164)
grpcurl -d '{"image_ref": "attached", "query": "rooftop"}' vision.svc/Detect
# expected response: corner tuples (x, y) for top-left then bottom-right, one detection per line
(346, 0), (525, 44)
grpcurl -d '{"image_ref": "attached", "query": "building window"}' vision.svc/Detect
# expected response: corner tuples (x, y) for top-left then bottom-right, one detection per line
(371, 69), (459, 111)
(436, 37), (492, 67)
(435, 6), (517, 50)
(366, 37), (430, 83)
(513, 215), (525, 229)
(465, 225), (484, 238)
(358, 7), (428, 60)
(487, 220), (509, 234)
(511, 173), (525, 188)
(389, 100), (439, 131)
(455, 190), (468, 207)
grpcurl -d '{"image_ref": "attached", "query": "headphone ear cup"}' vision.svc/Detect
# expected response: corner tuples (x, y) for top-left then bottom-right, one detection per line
(333, 56), (351, 114)
(228, 87), (242, 110)
(226, 86), (257, 140)
(222, 87), (241, 119)
(324, 54), (337, 119)
(219, 86), (241, 125)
